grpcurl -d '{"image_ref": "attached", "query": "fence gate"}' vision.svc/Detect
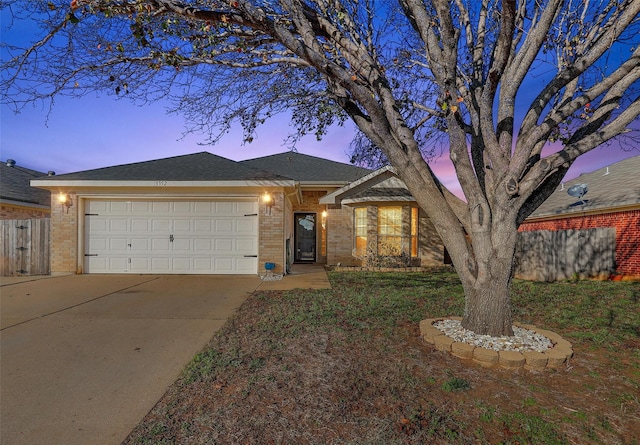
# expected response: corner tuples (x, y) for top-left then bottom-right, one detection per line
(0, 219), (50, 276)
(514, 228), (615, 281)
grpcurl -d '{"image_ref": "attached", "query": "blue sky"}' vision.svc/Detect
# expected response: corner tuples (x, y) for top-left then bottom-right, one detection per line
(1, 6), (637, 197)
(2, 87), (636, 199)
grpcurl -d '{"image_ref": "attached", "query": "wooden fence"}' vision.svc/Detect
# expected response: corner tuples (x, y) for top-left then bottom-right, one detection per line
(0, 218), (50, 276)
(514, 228), (615, 282)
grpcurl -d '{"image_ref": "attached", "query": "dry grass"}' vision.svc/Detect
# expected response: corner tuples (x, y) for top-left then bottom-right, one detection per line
(124, 271), (640, 445)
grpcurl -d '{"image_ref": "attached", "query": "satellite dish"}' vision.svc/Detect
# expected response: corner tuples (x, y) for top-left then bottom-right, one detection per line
(567, 183), (588, 204)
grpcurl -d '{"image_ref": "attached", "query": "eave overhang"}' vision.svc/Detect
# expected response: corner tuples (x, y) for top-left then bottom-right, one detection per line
(30, 179), (298, 189)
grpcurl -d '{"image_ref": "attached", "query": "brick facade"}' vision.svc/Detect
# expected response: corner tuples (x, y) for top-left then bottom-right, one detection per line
(326, 205), (359, 266)
(0, 204), (50, 219)
(259, 191), (286, 275)
(325, 204), (445, 267)
(50, 193), (79, 274)
(519, 209), (640, 277)
(418, 209), (445, 266)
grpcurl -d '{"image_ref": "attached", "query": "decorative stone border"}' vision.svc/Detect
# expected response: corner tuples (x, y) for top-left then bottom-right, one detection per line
(420, 317), (573, 371)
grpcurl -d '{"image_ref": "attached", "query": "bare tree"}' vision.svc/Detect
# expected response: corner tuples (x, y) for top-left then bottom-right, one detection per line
(2, 0), (639, 335)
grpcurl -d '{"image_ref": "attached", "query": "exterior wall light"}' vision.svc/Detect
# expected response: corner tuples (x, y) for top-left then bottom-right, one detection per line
(263, 192), (273, 215)
(59, 193), (73, 213)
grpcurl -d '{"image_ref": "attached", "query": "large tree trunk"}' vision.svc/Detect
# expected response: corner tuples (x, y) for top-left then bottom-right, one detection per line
(461, 255), (515, 337)
(459, 218), (518, 337)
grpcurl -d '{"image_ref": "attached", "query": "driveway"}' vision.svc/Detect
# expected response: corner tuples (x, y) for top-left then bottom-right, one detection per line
(0, 274), (262, 445)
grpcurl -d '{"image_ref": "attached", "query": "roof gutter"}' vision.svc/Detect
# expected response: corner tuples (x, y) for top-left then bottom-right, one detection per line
(30, 179), (297, 189)
(524, 202), (640, 223)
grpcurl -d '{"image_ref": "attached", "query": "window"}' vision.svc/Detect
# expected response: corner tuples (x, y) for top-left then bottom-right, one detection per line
(378, 206), (402, 256)
(354, 206), (419, 259)
(355, 207), (367, 256)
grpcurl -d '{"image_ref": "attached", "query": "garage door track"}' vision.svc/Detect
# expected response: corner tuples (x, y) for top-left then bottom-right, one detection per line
(1, 274), (261, 445)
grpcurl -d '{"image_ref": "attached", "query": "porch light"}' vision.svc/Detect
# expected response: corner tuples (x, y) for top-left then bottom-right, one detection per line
(263, 192), (274, 215)
(59, 193), (73, 213)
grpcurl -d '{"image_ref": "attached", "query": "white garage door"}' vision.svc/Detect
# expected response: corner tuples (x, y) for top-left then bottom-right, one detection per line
(84, 200), (258, 274)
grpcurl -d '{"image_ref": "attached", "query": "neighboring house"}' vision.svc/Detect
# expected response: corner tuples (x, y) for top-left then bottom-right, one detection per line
(1, 159), (52, 219)
(518, 156), (640, 278)
(30, 151), (447, 275)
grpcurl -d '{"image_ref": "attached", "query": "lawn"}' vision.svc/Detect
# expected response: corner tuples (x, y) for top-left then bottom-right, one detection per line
(124, 270), (640, 445)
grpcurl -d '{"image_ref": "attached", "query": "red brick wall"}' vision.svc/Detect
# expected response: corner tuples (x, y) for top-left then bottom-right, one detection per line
(519, 209), (640, 277)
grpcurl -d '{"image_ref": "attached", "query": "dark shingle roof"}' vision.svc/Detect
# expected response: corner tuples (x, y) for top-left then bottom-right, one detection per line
(240, 152), (370, 182)
(34, 152), (289, 182)
(529, 155), (640, 218)
(0, 162), (51, 206)
(349, 187), (414, 200)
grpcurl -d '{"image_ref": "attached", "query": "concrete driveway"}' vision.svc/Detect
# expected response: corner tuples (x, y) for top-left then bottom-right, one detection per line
(0, 274), (263, 445)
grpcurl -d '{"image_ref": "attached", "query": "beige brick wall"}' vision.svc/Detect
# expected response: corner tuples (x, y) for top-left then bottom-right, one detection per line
(326, 205), (445, 267)
(50, 193), (78, 274)
(259, 191), (286, 275)
(326, 205), (360, 266)
(418, 208), (445, 265)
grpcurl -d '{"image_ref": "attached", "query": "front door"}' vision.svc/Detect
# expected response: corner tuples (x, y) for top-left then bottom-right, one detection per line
(294, 213), (316, 262)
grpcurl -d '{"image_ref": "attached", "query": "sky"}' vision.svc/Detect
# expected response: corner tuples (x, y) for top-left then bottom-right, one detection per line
(2, 91), (636, 199)
(1, 6), (638, 198)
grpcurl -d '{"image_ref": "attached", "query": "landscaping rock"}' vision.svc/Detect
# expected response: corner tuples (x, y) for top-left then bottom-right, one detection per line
(421, 319), (444, 344)
(545, 348), (569, 368)
(434, 334), (454, 352)
(472, 347), (499, 368)
(523, 351), (548, 370)
(499, 350), (526, 369)
(451, 342), (475, 359)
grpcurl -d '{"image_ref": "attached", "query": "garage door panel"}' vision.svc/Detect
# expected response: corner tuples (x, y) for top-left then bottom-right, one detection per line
(194, 202), (213, 213)
(171, 257), (191, 271)
(172, 239), (192, 252)
(174, 219), (192, 232)
(237, 219), (257, 233)
(151, 219), (171, 233)
(151, 201), (171, 214)
(85, 256), (127, 272)
(236, 257), (258, 273)
(193, 219), (212, 232)
(109, 219), (129, 233)
(109, 238), (130, 251)
(149, 257), (171, 271)
(237, 201), (257, 214)
(214, 238), (233, 252)
(193, 239), (212, 251)
(130, 238), (149, 251)
(85, 199), (258, 274)
(213, 219), (232, 233)
(213, 258), (233, 272)
(131, 219), (150, 232)
(151, 238), (171, 251)
(173, 201), (192, 213)
(86, 217), (109, 232)
(193, 258), (213, 271)
(214, 201), (234, 214)
(236, 238), (256, 252)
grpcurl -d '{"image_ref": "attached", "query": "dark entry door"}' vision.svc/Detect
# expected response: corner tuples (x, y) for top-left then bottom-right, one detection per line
(295, 213), (316, 262)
